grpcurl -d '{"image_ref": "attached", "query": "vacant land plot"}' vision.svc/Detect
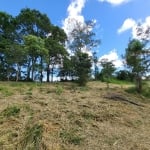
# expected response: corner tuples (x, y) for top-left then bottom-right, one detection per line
(0, 81), (150, 150)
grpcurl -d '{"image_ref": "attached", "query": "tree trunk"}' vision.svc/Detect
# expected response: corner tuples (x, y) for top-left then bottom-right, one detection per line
(51, 67), (53, 82)
(27, 62), (31, 81)
(47, 65), (50, 82)
(136, 76), (142, 93)
(31, 60), (34, 81)
(40, 57), (43, 83)
(31, 59), (36, 81)
(16, 64), (21, 82)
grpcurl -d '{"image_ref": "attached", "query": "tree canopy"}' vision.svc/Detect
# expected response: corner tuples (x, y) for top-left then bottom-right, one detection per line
(125, 39), (150, 92)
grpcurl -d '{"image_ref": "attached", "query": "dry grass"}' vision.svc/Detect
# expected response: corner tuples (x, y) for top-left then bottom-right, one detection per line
(0, 81), (150, 150)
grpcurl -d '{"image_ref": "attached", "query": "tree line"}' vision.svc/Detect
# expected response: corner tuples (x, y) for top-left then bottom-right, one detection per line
(0, 8), (100, 85)
(0, 8), (68, 82)
(0, 8), (150, 92)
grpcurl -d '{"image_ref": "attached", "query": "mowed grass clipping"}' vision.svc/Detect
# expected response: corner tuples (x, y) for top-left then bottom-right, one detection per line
(0, 81), (150, 150)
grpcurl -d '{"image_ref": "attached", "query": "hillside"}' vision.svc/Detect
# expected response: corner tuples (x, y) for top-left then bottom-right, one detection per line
(0, 81), (150, 150)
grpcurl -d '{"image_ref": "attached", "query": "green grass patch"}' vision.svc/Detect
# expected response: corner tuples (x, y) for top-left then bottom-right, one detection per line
(1, 106), (20, 117)
(60, 129), (83, 145)
(81, 110), (95, 120)
(19, 123), (43, 150)
(55, 85), (63, 95)
(0, 86), (14, 97)
(109, 78), (133, 85)
(142, 86), (150, 98)
(126, 85), (150, 99)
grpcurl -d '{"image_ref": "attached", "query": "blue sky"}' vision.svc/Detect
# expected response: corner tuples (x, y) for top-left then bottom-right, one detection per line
(0, 0), (150, 68)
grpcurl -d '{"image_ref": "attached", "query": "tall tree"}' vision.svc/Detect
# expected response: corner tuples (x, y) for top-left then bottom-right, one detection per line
(73, 51), (92, 86)
(0, 12), (18, 80)
(135, 23), (150, 42)
(16, 8), (51, 38)
(68, 20), (100, 85)
(100, 59), (116, 88)
(58, 55), (78, 81)
(125, 39), (149, 93)
(69, 20), (100, 53)
(24, 35), (48, 81)
(16, 8), (52, 81)
(45, 26), (67, 82)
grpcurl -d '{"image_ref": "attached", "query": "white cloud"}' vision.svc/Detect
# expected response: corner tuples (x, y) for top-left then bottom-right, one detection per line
(67, 0), (86, 17)
(118, 18), (136, 34)
(62, 0), (86, 38)
(99, 49), (123, 68)
(118, 16), (150, 41)
(98, 0), (130, 6)
(62, 0), (98, 56)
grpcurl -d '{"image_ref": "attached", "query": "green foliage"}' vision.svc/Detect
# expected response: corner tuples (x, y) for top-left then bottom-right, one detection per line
(116, 70), (134, 82)
(16, 8), (51, 37)
(108, 78), (133, 85)
(1, 106), (20, 117)
(0, 12), (17, 81)
(125, 39), (149, 93)
(58, 56), (75, 81)
(0, 8), (68, 82)
(99, 59), (116, 88)
(68, 20), (100, 86)
(45, 26), (67, 82)
(74, 52), (92, 86)
(125, 39), (146, 75)
(68, 20), (100, 52)
(126, 82), (150, 99)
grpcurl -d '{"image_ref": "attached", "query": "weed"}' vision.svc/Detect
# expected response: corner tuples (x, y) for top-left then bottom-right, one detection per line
(1, 106), (20, 117)
(19, 123), (43, 150)
(109, 78), (133, 85)
(79, 86), (89, 92)
(125, 87), (137, 94)
(22, 104), (34, 116)
(142, 85), (150, 98)
(25, 91), (32, 96)
(0, 141), (4, 149)
(55, 85), (63, 95)
(60, 129), (83, 145)
(0, 86), (13, 97)
(126, 86), (150, 99)
(81, 110), (95, 120)
(28, 87), (33, 91)
(46, 90), (51, 94)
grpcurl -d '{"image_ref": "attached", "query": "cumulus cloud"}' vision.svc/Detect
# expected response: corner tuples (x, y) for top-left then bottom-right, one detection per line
(62, 0), (86, 38)
(118, 16), (150, 41)
(62, 0), (98, 56)
(98, 0), (130, 6)
(118, 18), (136, 34)
(99, 50), (123, 68)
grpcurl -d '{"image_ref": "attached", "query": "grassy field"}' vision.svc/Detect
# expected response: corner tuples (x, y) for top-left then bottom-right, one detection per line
(0, 81), (150, 150)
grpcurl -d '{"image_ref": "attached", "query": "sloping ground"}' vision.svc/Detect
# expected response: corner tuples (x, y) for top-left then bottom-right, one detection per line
(0, 81), (150, 150)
